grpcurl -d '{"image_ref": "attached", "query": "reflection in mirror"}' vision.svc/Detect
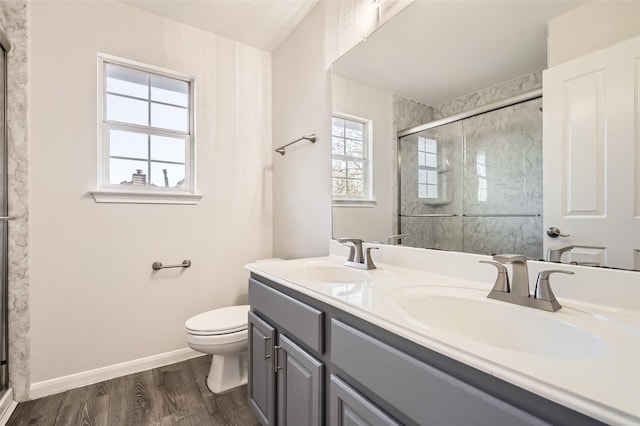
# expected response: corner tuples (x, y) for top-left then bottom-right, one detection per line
(327, 1), (640, 267)
(398, 96), (543, 259)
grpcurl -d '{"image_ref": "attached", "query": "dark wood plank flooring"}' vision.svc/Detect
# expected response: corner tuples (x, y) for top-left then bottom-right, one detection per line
(7, 355), (261, 425)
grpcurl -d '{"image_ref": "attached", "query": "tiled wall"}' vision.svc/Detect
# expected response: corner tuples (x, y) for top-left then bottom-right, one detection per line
(399, 72), (543, 259)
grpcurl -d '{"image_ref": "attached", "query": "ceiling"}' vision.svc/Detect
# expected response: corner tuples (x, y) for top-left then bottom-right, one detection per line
(125, 0), (319, 52)
(332, 1), (585, 106)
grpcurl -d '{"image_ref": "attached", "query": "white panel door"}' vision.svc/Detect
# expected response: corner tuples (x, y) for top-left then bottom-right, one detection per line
(543, 36), (640, 270)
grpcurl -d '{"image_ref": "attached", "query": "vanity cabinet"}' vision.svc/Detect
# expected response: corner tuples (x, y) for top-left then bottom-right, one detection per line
(248, 274), (604, 426)
(248, 278), (324, 426)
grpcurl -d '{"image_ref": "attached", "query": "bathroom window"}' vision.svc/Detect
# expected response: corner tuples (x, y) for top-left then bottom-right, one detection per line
(477, 151), (488, 202)
(94, 54), (200, 204)
(331, 115), (373, 203)
(418, 137), (438, 199)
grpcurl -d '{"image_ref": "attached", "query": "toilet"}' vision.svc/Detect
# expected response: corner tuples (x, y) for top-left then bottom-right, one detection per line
(185, 305), (250, 393)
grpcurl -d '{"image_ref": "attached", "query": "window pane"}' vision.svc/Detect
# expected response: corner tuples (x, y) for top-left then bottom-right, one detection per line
(426, 153), (438, 168)
(427, 170), (438, 184)
(418, 169), (427, 183)
(106, 94), (148, 126)
(347, 161), (363, 179)
(333, 178), (347, 196)
(345, 120), (363, 140)
(110, 158), (148, 185)
(332, 160), (346, 178)
(345, 139), (363, 158)
(106, 63), (148, 99)
(150, 162), (185, 188)
(347, 179), (364, 196)
(151, 103), (188, 132)
(332, 118), (345, 137)
(425, 138), (437, 152)
(151, 74), (188, 107)
(110, 130), (148, 159)
(418, 184), (427, 198)
(418, 137), (426, 152)
(151, 135), (185, 162)
(332, 137), (345, 155)
(418, 152), (426, 167)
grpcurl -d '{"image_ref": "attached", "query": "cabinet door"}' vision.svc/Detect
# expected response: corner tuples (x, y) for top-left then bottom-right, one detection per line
(543, 35), (640, 270)
(276, 334), (324, 426)
(248, 311), (276, 426)
(330, 375), (400, 426)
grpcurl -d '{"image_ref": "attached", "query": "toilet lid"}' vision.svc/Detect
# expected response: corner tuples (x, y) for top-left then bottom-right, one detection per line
(185, 305), (249, 335)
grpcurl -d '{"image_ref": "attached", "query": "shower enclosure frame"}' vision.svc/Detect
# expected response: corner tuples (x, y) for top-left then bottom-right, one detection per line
(396, 89), (542, 252)
(0, 29), (11, 396)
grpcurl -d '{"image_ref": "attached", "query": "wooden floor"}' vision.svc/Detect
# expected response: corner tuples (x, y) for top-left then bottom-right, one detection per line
(7, 355), (261, 425)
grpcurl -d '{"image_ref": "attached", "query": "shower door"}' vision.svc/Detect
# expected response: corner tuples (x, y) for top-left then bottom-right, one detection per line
(0, 33), (9, 395)
(398, 97), (543, 259)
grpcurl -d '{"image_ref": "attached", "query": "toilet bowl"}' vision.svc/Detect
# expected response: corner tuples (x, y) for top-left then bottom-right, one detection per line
(185, 305), (250, 393)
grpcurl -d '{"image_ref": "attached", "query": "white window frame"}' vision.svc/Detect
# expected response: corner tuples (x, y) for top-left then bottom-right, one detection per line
(91, 53), (201, 204)
(331, 113), (375, 207)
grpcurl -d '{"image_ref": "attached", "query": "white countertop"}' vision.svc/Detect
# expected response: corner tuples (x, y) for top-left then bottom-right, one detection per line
(245, 252), (640, 425)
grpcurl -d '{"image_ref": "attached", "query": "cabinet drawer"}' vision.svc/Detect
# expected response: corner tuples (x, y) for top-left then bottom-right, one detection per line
(331, 320), (545, 426)
(249, 278), (324, 353)
(330, 375), (400, 426)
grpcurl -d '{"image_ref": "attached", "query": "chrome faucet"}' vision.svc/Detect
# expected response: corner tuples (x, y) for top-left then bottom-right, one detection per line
(491, 254), (530, 298)
(337, 238), (377, 270)
(387, 234), (409, 245)
(546, 244), (575, 262)
(481, 254), (575, 312)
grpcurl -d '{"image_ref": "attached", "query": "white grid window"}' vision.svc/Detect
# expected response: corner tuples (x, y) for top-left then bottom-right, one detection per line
(418, 137), (439, 199)
(331, 115), (372, 200)
(98, 55), (194, 193)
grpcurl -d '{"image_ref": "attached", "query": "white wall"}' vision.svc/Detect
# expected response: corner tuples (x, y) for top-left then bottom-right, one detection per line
(548, 1), (640, 66)
(272, 0), (413, 258)
(331, 75), (394, 243)
(29, 1), (272, 384)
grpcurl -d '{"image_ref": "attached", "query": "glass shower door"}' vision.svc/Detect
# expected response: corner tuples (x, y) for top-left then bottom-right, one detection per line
(0, 35), (9, 395)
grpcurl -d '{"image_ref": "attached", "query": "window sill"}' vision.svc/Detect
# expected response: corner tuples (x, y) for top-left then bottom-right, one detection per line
(90, 189), (203, 205)
(332, 199), (377, 208)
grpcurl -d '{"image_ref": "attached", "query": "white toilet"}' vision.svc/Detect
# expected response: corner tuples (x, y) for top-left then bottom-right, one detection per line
(185, 305), (250, 393)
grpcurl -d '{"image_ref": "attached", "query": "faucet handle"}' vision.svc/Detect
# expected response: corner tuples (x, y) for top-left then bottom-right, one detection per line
(480, 261), (510, 293)
(337, 238), (364, 263)
(364, 247), (378, 270)
(493, 254), (528, 264)
(534, 270), (575, 310)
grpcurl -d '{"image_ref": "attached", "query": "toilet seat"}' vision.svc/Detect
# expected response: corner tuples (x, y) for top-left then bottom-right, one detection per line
(185, 305), (249, 336)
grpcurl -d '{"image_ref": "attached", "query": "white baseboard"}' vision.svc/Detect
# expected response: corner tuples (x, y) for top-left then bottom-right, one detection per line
(30, 347), (203, 400)
(0, 389), (17, 426)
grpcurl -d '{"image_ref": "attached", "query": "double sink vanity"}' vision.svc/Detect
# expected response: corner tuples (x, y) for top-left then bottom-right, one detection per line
(244, 241), (640, 425)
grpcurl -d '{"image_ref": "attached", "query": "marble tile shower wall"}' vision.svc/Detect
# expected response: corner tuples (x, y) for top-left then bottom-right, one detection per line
(0, 0), (30, 401)
(399, 72), (543, 259)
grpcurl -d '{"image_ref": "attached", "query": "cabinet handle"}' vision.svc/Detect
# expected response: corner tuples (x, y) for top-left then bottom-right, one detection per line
(274, 345), (282, 372)
(263, 336), (271, 359)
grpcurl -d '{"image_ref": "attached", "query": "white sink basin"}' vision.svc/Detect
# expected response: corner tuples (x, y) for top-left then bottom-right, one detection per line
(387, 286), (608, 358)
(278, 264), (371, 285)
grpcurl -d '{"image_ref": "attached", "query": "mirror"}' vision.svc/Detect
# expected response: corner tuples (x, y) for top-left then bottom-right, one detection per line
(330, 1), (632, 267)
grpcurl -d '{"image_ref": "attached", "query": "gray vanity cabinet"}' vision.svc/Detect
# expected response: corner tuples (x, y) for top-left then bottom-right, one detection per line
(248, 311), (276, 426)
(277, 334), (324, 426)
(248, 274), (604, 426)
(248, 278), (325, 426)
(330, 375), (400, 426)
